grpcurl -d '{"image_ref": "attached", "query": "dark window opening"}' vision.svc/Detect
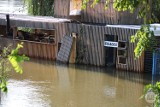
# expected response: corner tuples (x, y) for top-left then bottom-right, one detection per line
(104, 34), (118, 67)
(118, 41), (127, 49)
(118, 57), (126, 65)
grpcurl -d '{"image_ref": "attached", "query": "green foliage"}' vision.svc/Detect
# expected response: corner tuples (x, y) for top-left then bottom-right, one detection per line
(0, 43), (29, 93)
(8, 43), (29, 74)
(82, 0), (158, 22)
(141, 82), (160, 107)
(18, 27), (33, 33)
(113, 0), (140, 12)
(131, 25), (157, 58)
(82, 0), (89, 9)
(24, 0), (54, 16)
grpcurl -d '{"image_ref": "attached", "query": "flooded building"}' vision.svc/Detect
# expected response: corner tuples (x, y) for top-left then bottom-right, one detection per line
(0, 0), (159, 73)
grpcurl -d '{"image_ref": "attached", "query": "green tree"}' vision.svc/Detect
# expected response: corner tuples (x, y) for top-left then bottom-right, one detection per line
(24, 0), (54, 16)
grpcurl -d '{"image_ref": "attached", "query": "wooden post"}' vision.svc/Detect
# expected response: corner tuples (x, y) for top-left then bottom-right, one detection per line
(69, 37), (76, 63)
(12, 27), (17, 39)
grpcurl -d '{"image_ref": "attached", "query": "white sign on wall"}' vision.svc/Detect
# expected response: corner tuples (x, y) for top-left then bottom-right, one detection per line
(104, 41), (118, 48)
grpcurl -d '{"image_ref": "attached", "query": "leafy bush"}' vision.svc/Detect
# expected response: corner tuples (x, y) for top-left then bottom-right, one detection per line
(141, 82), (160, 107)
(0, 43), (29, 92)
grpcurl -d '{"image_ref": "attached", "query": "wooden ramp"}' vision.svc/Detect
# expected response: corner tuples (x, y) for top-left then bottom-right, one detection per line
(56, 35), (75, 63)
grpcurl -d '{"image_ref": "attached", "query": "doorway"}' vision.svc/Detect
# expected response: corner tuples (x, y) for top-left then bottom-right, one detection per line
(105, 34), (117, 67)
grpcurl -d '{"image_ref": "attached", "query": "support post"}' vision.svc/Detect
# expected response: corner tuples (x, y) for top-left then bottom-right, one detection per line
(6, 14), (10, 37)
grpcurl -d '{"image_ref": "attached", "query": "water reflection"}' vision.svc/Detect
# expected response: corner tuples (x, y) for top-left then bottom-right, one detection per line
(0, 59), (154, 107)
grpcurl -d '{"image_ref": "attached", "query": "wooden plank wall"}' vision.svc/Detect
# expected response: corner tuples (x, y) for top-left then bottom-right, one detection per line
(0, 37), (13, 50)
(55, 23), (144, 72)
(81, 0), (142, 24)
(54, 0), (143, 24)
(81, 0), (117, 24)
(0, 23), (145, 72)
(14, 40), (56, 60)
(54, 0), (70, 18)
(0, 25), (7, 36)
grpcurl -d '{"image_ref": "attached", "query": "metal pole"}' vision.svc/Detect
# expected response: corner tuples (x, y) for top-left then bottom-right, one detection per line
(6, 14), (10, 37)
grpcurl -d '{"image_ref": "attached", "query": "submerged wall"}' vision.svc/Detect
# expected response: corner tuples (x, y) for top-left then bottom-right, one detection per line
(54, 23), (144, 72)
(0, 20), (145, 72)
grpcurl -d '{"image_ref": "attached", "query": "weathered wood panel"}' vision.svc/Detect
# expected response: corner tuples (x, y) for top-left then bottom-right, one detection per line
(82, 0), (142, 24)
(57, 36), (73, 63)
(14, 40), (56, 60)
(54, 0), (70, 18)
(69, 37), (77, 63)
(54, 0), (143, 24)
(0, 37), (13, 51)
(0, 25), (7, 36)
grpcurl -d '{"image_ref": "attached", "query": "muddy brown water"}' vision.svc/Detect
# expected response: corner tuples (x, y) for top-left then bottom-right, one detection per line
(0, 1), (156, 106)
(0, 59), (155, 107)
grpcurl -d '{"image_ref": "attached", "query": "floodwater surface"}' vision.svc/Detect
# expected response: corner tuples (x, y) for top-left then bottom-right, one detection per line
(0, 1), (156, 106)
(0, 59), (154, 107)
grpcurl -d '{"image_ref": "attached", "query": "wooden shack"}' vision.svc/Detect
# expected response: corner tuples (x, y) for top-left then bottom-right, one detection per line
(0, 18), (159, 72)
(53, 0), (143, 72)
(52, 23), (160, 73)
(51, 23), (142, 72)
(0, 0), (157, 73)
(0, 14), (72, 60)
